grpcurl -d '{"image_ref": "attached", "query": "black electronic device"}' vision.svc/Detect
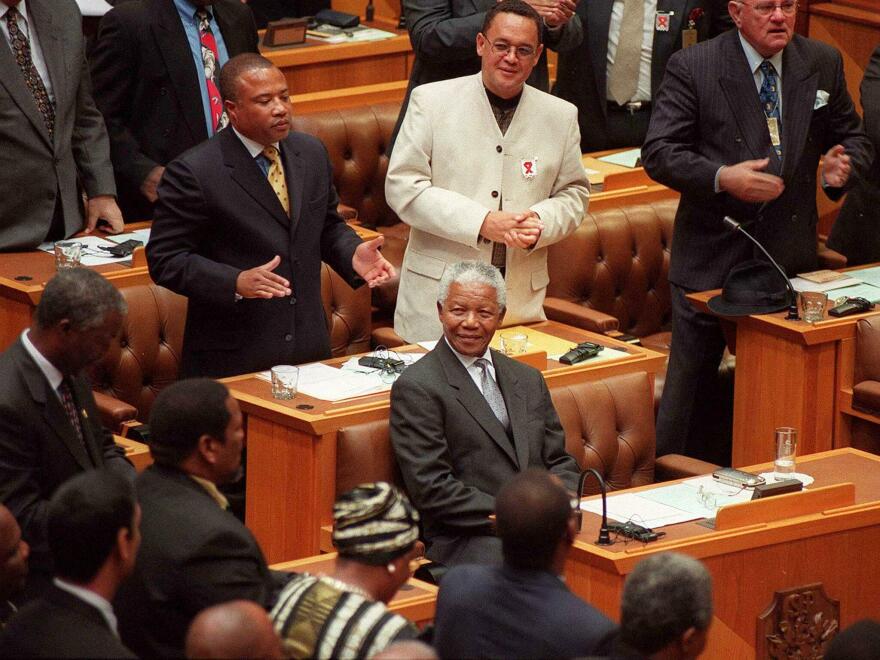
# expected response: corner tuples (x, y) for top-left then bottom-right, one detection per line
(358, 355), (406, 374)
(828, 296), (875, 317)
(722, 216), (800, 320)
(98, 239), (142, 258)
(712, 467), (765, 488)
(751, 478), (803, 499)
(607, 521), (665, 543)
(559, 342), (604, 365)
(314, 8), (359, 27)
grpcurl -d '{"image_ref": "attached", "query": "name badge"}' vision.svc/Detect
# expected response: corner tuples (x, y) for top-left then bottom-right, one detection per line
(521, 159), (538, 179)
(767, 117), (781, 146)
(681, 28), (697, 48)
(655, 11), (672, 31)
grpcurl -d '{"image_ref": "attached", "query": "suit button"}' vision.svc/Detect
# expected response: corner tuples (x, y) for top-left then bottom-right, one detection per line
(160, 87), (167, 96)
(496, 145), (502, 153)
(791, 214), (798, 222)
(491, 190), (499, 198)
(284, 333), (293, 341)
(735, 136), (742, 143)
(289, 297), (296, 305)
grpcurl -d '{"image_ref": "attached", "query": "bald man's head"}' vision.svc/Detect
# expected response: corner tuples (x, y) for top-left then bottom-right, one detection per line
(185, 600), (282, 659)
(0, 505), (28, 601)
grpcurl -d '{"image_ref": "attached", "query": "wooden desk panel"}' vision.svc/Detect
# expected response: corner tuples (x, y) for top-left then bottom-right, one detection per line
(227, 321), (666, 563)
(568, 448), (880, 658)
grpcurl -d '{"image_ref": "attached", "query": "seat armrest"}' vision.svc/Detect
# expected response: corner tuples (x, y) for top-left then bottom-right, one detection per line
(543, 297), (620, 333)
(654, 454), (720, 482)
(371, 325), (407, 348)
(817, 243), (847, 270)
(93, 391), (138, 432)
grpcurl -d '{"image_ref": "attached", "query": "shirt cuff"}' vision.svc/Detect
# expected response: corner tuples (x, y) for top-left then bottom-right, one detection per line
(714, 166), (726, 193)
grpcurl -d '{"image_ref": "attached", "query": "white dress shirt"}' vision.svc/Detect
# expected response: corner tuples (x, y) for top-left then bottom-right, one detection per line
(0, 1), (55, 103)
(444, 337), (498, 395)
(20, 329), (63, 401)
(53, 578), (119, 636)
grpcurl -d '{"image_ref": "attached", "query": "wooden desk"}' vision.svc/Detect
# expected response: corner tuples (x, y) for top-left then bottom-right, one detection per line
(225, 320), (666, 563)
(272, 553), (437, 626)
(115, 435), (153, 472)
(569, 448), (880, 658)
(0, 223), (153, 352)
(688, 289), (880, 466)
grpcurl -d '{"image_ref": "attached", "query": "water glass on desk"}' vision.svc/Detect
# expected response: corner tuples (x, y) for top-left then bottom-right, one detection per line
(271, 365), (299, 400)
(54, 241), (82, 269)
(774, 427), (797, 478)
(799, 291), (827, 323)
(500, 331), (528, 356)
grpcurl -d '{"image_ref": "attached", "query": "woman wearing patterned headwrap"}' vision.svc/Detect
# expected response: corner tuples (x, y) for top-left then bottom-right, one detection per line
(270, 483), (423, 659)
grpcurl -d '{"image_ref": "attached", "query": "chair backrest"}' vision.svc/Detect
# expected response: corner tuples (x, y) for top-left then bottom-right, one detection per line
(89, 284), (187, 422)
(321, 262), (371, 357)
(291, 103), (401, 229)
(547, 199), (677, 339)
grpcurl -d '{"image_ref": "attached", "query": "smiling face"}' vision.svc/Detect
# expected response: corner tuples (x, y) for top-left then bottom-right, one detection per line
(438, 281), (505, 357)
(729, 0), (795, 58)
(476, 11), (542, 99)
(225, 66), (292, 146)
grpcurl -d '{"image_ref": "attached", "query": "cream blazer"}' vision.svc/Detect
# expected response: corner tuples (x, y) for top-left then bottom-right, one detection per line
(386, 73), (589, 343)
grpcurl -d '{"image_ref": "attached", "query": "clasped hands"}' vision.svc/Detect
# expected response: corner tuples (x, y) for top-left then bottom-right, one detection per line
(235, 237), (396, 299)
(522, 0), (577, 28)
(718, 144), (851, 203)
(480, 210), (544, 250)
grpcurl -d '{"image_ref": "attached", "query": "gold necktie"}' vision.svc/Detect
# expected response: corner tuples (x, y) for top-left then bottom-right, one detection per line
(608, 0), (645, 106)
(262, 146), (289, 215)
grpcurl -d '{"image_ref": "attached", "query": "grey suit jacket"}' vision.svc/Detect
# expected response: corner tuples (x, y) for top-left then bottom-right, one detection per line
(0, 0), (115, 250)
(389, 339), (580, 566)
(553, 0), (731, 152)
(642, 30), (872, 291)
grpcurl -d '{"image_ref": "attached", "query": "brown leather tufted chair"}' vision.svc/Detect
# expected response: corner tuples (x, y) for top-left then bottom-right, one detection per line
(90, 265), (372, 431)
(850, 316), (880, 453)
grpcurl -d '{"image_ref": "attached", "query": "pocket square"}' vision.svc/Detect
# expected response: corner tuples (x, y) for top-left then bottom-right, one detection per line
(814, 90), (830, 110)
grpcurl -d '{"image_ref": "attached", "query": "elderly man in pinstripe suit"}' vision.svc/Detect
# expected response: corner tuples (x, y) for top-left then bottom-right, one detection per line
(641, 0), (871, 463)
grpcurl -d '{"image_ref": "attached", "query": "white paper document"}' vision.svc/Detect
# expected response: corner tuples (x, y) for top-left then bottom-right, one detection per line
(579, 492), (701, 529)
(597, 148), (641, 168)
(38, 236), (132, 267)
(257, 362), (389, 401)
(790, 276), (863, 293)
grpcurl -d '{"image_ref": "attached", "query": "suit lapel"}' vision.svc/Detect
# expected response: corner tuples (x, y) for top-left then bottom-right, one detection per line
(588, 0), (614, 117)
(213, 1), (247, 55)
(16, 344), (93, 470)
(281, 140), (303, 235)
(719, 31), (781, 171)
(152, 0), (208, 145)
(651, 0), (686, 97)
(0, 3), (53, 149)
(437, 341), (519, 468)
(780, 41), (818, 180)
(493, 353), (529, 471)
(221, 129), (292, 230)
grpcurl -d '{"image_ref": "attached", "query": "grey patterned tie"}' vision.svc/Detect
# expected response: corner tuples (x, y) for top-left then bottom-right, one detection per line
(476, 358), (510, 429)
(608, 0), (645, 106)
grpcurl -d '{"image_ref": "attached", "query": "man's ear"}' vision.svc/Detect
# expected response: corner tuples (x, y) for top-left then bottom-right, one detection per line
(727, 0), (742, 27)
(498, 307), (507, 324)
(679, 626), (708, 659)
(197, 433), (219, 465)
(115, 527), (132, 562)
(476, 31), (487, 57)
(436, 301), (444, 318)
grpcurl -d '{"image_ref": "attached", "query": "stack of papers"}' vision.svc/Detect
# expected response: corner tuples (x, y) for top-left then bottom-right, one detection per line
(37, 236), (133, 267)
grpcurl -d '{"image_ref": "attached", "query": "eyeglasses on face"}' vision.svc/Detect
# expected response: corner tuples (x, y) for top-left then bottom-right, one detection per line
(488, 40), (536, 59)
(736, 0), (798, 16)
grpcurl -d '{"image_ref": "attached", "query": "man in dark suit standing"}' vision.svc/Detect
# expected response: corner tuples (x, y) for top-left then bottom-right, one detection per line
(115, 378), (283, 657)
(433, 469), (615, 658)
(390, 261), (580, 567)
(0, 0), (123, 251)
(147, 54), (394, 378)
(0, 269), (134, 594)
(0, 470), (139, 658)
(554, 0), (732, 152)
(641, 0), (872, 462)
(89, 0), (260, 221)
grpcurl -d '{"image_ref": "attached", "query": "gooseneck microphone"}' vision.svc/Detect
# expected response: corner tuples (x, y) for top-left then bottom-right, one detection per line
(723, 216), (800, 320)
(575, 468), (612, 546)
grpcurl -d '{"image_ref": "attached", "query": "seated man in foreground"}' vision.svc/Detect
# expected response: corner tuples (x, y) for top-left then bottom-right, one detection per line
(390, 260), (580, 567)
(433, 469), (614, 658)
(115, 379), (282, 657)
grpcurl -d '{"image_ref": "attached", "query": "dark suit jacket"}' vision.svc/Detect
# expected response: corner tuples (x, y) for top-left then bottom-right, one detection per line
(389, 340), (580, 566)
(827, 44), (880, 266)
(0, 584), (136, 658)
(553, 0), (731, 152)
(115, 464), (277, 658)
(0, 339), (134, 576)
(146, 127), (363, 378)
(89, 0), (259, 221)
(434, 564), (616, 659)
(0, 0), (116, 250)
(642, 30), (872, 291)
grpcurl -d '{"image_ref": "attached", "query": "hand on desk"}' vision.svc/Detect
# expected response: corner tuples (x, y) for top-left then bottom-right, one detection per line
(84, 195), (124, 234)
(718, 158), (784, 203)
(822, 144), (851, 188)
(353, 236), (396, 288)
(236, 255), (292, 299)
(481, 210), (544, 249)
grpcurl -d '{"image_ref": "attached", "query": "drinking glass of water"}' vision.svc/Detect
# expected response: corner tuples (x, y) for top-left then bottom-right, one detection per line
(774, 427), (797, 479)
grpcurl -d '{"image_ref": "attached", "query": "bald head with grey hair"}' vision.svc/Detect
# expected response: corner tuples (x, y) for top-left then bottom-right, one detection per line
(437, 261), (506, 309)
(620, 553), (712, 658)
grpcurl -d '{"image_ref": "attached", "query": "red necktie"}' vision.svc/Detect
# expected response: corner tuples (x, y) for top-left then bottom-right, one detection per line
(195, 10), (227, 133)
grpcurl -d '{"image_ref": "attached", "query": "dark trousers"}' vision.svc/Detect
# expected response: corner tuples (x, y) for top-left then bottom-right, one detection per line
(603, 106), (652, 151)
(655, 283), (733, 465)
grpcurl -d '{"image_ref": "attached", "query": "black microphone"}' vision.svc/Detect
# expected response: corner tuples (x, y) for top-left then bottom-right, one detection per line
(723, 216), (799, 320)
(365, 0), (374, 22)
(575, 469), (612, 546)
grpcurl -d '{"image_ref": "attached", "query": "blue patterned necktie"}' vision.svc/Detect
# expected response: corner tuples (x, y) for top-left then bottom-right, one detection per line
(759, 60), (782, 158)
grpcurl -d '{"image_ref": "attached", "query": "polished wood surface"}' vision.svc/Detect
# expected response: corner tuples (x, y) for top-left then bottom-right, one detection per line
(688, 288), (880, 466)
(568, 448), (880, 658)
(226, 321), (667, 563)
(271, 553), (438, 626)
(115, 435), (153, 472)
(292, 80), (408, 114)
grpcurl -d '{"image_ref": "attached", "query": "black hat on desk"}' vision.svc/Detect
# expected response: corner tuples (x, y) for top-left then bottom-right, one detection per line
(708, 259), (791, 316)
